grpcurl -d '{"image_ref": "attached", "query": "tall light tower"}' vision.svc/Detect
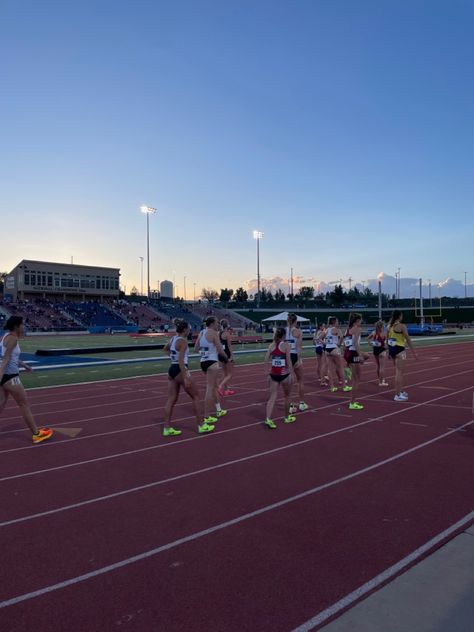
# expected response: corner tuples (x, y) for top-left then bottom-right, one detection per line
(139, 257), (144, 296)
(253, 230), (264, 307)
(139, 205), (157, 299)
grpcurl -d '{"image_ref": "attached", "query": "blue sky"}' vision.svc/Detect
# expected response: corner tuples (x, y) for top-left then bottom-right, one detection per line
(1, 0), (472, 296)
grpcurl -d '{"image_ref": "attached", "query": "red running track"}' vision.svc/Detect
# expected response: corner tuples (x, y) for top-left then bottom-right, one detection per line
(1, 341), (473, 631)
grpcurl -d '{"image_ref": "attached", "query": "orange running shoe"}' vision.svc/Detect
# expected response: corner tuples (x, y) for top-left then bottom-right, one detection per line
(32, 427), (53, 444)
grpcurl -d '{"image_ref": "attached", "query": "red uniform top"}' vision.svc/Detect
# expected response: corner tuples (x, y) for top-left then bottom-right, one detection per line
(269, 343), (289, 376)
(372, 331), (386, 349)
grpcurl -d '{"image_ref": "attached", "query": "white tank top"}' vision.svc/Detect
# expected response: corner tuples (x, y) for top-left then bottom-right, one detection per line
(198, 329), (218, 362)
(169, 336), (189, 365)
(314, 330), (325, 348)
(285, 326), (297, 353)
(344, 331), (358, 351)
(1, 333), (21, 374)
(325, 328), (339, 349)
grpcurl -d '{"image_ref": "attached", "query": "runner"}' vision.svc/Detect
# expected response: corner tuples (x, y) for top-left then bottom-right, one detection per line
(162, 319), (214, 437)
(264, 327), (296, 429)
(195, 316), (228, 423)
(324, 316), (352, 393)
(218, 319), (235, 396)
(313, 323), (328, 386)
(343, 313), (370, 410)
(387, 310), (418, 401)
(0, 315), (53, 444)
(367, 320), (389, 386)
(286, 313), (309, 414)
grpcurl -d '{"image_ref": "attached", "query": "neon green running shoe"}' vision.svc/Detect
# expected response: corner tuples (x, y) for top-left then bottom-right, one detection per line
(283, 415), (296, 424)
(264, 418), (277, 429)
(198, 422), (215, 434)
(215, 409), (227, 418)
(349, 402), (364, 410)
(330, 387), (338, 393)
(204, 415), (218, 423)
(163, 427), (182, 437)
(343, 385), (352, 392)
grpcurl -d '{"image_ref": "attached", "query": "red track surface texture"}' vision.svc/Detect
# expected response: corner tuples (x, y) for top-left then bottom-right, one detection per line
(1, 342), (474, 631)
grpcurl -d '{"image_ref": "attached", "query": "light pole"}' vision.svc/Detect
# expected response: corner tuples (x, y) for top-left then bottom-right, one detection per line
(139, 206), (157, 300)
(139, 257), (144, 296)
(253, 230), (264, 307)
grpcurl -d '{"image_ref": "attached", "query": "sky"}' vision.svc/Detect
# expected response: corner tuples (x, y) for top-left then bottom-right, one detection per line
(1, 0), (473, 297)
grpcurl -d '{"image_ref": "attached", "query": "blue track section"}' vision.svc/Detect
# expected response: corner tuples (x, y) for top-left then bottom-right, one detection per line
(22, 353), (108, 367)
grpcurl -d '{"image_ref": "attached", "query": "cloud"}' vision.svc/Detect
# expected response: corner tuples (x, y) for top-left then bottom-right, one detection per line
(245, 274), (473, 298)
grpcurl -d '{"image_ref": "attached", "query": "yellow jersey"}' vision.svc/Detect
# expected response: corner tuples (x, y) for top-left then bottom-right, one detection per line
(388, 325), (406, 348)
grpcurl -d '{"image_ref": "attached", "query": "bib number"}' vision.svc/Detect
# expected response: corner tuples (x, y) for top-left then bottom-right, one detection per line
(200, 347), (209, 360)
(10, 376), (21, 386)
(387, 338), (397, 347)
(344, 338), (352, 348)
(272, 357), (286, 368)
(372, 340), (381, 347)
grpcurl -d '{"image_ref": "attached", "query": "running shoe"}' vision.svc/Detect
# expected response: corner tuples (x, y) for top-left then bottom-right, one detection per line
(283, 415), (296, 424)
(401, 391), (408, 398)
(330, 387), (338, 393)
(204, 415), (218, 423)
(342, 385), (352, 392)
(348, 402), (364, 410)
(32, 427), (53, 444)
(163, 427), (182, 437)
(198, 422), (215, 434)
(289, 403), (297, 414)
(394, 394), (408, 402)
(215, 409), (227, 418)
(344, 367), (352, 380)
(298, 402), (309, 411)
(224, 389), (235, 396)
(264, 418), (277, 429)
(379, 380), (389, 387)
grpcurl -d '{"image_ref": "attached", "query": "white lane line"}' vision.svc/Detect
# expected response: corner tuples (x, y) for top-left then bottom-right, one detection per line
(290, 509), (474, 632)
(1, 420), (472, 609)
(399, 422), (429, 428)
(2, 386), (473, 525)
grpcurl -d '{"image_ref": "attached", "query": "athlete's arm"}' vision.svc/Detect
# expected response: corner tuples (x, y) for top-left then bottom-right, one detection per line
(285, 342), (295, 375)
(19, 360), (33, 372)
(264, 343), (274, 364)
(177, 339), (191, 380)
(194, 331), (202, 353)
(225, 331), (234, 359)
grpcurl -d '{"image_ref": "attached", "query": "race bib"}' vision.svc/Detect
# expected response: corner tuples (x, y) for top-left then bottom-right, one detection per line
(10, 376), (21, 386)
(272, 357), (286, 368)
(387, 338), (397, 347)
(344, 338), (352, 347)
(200, 347), (210, 360)
(372, 340), (381, 347)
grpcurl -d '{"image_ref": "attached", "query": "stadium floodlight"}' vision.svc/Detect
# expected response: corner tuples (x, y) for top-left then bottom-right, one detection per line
(252, 230), (264, 308)
(139, 206), (157, 299)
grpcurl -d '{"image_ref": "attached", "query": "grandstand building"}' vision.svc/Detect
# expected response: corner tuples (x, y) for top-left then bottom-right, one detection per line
(4, 260), (120, 301)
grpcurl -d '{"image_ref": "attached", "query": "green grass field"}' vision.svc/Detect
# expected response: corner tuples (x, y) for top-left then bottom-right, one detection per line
(16, 331), (474, 389)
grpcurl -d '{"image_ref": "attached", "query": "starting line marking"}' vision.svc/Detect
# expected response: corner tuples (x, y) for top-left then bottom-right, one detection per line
(1, 420), (472, 610)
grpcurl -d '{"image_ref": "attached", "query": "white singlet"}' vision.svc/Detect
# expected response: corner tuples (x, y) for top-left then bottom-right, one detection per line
(0, 333), (21, 375)
(325, 328), (340, 349)
(198, 329), (218, 362)
(169, 336), (189, 365)
(285, 326), (298, 353)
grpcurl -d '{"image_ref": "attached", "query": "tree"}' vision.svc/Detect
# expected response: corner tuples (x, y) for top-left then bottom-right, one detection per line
(219, 288), (234, 305)
(0, 272), (8, 294)
(297, 286), (314, 300)
(274, 289), (286, 302)
(201, 288), (219, 303)
(330, 284), (345, 306)
(234, 287), (248, 303)
(130, 286), (139, 296)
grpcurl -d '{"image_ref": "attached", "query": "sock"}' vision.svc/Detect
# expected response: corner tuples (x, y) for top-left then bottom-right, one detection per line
(216, 403), (222, 412)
